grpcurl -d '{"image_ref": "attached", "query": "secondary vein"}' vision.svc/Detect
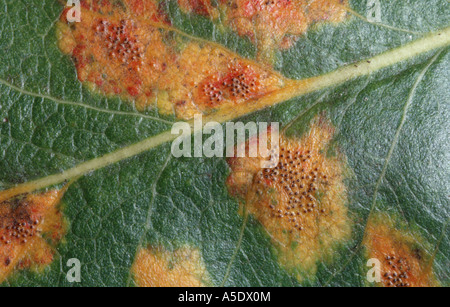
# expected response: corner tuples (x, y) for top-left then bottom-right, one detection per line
(324, 49), (443, 286)
(0, 27), (449, 201)
(0, 78), (175, 125)
(365, 50), (443, 232)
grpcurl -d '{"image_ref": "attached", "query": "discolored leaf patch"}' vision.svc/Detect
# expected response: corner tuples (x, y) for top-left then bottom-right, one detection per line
(226, 117), (351, 280)
(57, 0), (284, 118)
(0, 190), (66, 283)
(0, 0), (448, 288)
(364, 214), (439, 287)
(132, 245), (210, 287)
(178, 0), (349, 63)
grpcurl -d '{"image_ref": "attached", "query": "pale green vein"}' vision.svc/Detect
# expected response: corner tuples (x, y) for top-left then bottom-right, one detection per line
(0, 78), (175, 125)
(281, 91), (329, 134)
(220, 205), (249, 287)
(345, 6), (422, 35)
(0, 129), (180, 202)
(366, 50), (442, 221)
(240, 249), (263, 287)
(428, 219), (449, 272)
(1, 28), (449, 202)
(324, 49), (443, 287)
(126, 152), (172, 287)
(337, 77), (372, 127)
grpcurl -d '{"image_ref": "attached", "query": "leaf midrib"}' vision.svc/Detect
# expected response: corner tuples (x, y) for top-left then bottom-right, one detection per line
(1, 27), (449, 201)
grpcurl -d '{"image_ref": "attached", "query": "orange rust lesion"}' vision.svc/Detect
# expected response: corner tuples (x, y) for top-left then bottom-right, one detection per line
(0, 190), (67, 283)
(364, 215), (439, 287)
(132, 245), (210, 287)
(57, 0), (284, 119)
(178, 0), (349, 63)
(226, 117), (351, 279)
(178, 0), (220, 18)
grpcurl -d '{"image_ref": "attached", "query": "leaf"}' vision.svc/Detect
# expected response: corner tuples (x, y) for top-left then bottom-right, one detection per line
(0, 0), (448, 286)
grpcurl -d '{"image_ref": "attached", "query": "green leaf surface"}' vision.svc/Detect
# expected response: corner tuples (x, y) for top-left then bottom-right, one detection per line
(0, 0), (448, 286)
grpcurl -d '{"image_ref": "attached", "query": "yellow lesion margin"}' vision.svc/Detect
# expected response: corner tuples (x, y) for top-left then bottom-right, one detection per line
(0, 27), (449, 203)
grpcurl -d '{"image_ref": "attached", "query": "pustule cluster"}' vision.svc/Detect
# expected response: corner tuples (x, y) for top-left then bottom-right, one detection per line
(95, 19), (144, 69)
(383, 255), (412, 287)
(0, 218), (41, 247)
(256, 147), (329, 233)
(226, 119), (351, 280)
(0, 191), (66, 283)
(364, 215), (438, 287)
(57, 0), (283, 118)
(200, 65), (263, 107)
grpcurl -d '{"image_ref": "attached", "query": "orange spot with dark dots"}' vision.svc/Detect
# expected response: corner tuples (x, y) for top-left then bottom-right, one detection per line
(94, 19), (144, 71)
(0, 191), (66, 283)
(226, 118), (351, 279)
(364, 215), (438, 287)
(132, 246), (210, 287)
(57, 0), (283, 118)
(179, 0), (349, 62)
(57, 0), (171, 109)
(197, 64), (266, 108)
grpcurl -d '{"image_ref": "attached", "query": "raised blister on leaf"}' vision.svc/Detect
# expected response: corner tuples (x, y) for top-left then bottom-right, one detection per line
(57, 0), (284, 118)
(132, 245), (210, 287)
(0, 190), (67, 282)
(364, 214), (438, 287)
(226, 117), (351, 280)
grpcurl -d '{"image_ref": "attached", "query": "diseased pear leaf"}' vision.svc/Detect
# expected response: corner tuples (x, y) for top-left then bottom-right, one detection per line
(0, 0), (448, 286)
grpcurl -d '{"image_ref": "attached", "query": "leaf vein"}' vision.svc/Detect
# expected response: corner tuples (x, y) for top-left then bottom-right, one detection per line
(0, 78), (175, 125)
(125, 152), (172, 287)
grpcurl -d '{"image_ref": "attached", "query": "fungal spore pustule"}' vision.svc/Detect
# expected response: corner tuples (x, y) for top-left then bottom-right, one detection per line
(0, 190), (66, 282)
(226, 117), (351, 279)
